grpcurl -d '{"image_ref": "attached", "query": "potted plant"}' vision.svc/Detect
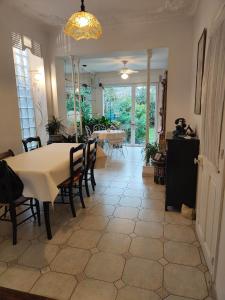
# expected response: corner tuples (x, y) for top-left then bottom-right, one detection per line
(45, 116), (65, 143)
(142, 142), (159, 177)
(144, 142), (159, 165)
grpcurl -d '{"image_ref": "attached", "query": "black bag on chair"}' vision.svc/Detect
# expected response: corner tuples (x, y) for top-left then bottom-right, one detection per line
(0, 160), (24, 203)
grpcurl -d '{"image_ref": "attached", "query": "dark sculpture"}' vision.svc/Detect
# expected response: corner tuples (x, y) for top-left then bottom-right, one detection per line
(173, 118), (196, 138)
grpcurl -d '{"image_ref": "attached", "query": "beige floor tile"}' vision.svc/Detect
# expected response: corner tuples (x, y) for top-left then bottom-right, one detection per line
(79, 215), (109, 231)
(18, 243), (59, 268)
(123, 257), (163, 290)
(141, 199), (164, 210)
(51, 247), (90, 275)
(117, 286), (160, 300)
(88, 204), (115, 216)
(139, 209), (164, 222)
(130, 237), (163, 260)
(85, 252), (125, 282)
(39, 225), (73, 245)
(119, 197), (142, 207)
(106, 218), (135, 234)
(165, 212), (192, 226)
(17, 223), (45, 240)
(164, 224), (196, 243)
(71, 279), (117, 300)
(98, 232), (131, 254)
(135, 221), (163, 238)
(143, 191), (165, 201)
(94, 195), (121, 205)
(114, 207), (139, 219)
(0, 262), (7, 274)
(68, 229), (101, 249)
(31, 271), (77, 300)
(103, 188), (124, 196)
(164, 264), (208, 299)
(164, 241), (201, 266)
(165, 296), (193, 300)
(0, 239), (30, 262)
(123, 189), (144, 197)
(0, 265), (40, 292)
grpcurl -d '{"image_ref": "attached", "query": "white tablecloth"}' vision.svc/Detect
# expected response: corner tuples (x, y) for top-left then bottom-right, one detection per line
(92, 130), (126, 141)
(5, 143), (106, 203)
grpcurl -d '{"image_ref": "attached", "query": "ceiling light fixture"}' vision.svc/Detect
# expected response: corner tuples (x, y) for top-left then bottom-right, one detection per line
(64, 0), (102, 41)
(121, 73), (129, 80)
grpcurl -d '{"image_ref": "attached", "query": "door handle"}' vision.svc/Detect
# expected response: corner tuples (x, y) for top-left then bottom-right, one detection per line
(194, 158), (199, 165)
(194, 155), (203, 166)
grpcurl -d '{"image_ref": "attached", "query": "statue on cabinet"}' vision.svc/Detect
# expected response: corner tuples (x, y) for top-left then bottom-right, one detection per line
(173, 118), (196, 138)
(173, 118), (187, 137)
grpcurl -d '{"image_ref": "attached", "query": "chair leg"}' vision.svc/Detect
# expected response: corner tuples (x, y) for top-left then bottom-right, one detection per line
(84, 172), (90, 197)
(35, 199), (41, 226)
(91, 169), (96, 186)
(61, 187), (65, 203)
(79, 178), (85, 208)
(90, 173), (95, 191)
(30, 199), (36, 220)
(69, 185), (76, 217)
(9, 204), (17, 245)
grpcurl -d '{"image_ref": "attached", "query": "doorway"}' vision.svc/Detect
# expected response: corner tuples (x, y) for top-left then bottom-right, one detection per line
(104, 84), (157, 145)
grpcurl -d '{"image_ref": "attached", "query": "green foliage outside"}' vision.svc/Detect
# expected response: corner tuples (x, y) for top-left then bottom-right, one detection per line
(66, 86), (92, 128)
(65, 85), (157, 144)
(104, 86), (156, 144)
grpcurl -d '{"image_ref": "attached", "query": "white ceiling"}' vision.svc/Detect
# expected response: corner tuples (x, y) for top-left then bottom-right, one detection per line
(6, 0), (199, 28)
(65, 48), (169, 73)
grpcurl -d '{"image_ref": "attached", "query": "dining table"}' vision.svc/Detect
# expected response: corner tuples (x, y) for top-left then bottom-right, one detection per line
(5, 143), (106, 239)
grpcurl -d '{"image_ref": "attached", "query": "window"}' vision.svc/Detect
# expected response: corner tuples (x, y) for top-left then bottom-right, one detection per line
(13, 47), (37, 139)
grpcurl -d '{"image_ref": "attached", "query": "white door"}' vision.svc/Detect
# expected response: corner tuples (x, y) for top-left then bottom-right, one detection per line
(196, 115), (225, 279)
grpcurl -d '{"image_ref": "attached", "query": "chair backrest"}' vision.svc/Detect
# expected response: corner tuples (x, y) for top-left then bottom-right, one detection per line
(85, 125), (92, 138)
(0, 149), (15, 160)
(93, 124), (106, 131)
(86, 138), (98, 171)
(69, 143), (86, 183)
(0, 160), (24, 203)
(22, 136), (42, 152)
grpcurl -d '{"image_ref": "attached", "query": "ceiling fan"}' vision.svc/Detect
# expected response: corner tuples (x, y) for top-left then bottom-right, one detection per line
(120, 60), (139, 79)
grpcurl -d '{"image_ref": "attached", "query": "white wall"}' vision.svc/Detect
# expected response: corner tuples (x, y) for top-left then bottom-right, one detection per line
(0, 2), (52, 153)
(54, 17), (194, 132)
(189, 0), (224, 137)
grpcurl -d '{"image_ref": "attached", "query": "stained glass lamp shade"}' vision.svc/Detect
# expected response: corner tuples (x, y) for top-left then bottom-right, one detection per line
(64, 0), (102, 40)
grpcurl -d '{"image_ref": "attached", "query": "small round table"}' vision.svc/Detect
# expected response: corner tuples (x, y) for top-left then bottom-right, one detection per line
(92, 130), (126, 141)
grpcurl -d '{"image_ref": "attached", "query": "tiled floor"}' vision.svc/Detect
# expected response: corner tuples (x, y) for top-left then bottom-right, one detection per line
(0, 147), (212, 300)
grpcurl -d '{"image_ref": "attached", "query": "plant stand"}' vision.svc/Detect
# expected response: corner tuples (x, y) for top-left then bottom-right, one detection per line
(151, 159), (165, 185)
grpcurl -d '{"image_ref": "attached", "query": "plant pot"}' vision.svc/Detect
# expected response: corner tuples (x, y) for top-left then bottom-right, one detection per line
(48, 134), (64, 143)
(142, 165), (154, 177)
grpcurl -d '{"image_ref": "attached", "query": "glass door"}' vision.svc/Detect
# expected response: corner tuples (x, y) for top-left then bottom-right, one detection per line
(104, 86), (132, 143)
(104, 84), (158, 145)
(134, 85), (157, 145)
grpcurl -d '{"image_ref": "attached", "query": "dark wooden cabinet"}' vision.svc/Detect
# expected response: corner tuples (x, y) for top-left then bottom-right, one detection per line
(165, 133), (199, 210)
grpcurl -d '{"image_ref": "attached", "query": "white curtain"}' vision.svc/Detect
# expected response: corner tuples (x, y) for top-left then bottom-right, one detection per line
(202, 10), (225, 170)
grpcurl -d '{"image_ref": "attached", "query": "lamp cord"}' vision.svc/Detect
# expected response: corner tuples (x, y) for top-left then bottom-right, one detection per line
(81, 0), (85, 11)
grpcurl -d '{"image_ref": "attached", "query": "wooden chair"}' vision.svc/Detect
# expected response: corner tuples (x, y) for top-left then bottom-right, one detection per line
(0, 149), (15, 160)
(85, 125), (92, 138)
(0, 149), (15, 217)
(84, 138), (97, 197)
(0, 161), (41, 245)
(58, 144), (86, 217)
(22, 136), (42, 152)
(93, 124), (106, 131)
